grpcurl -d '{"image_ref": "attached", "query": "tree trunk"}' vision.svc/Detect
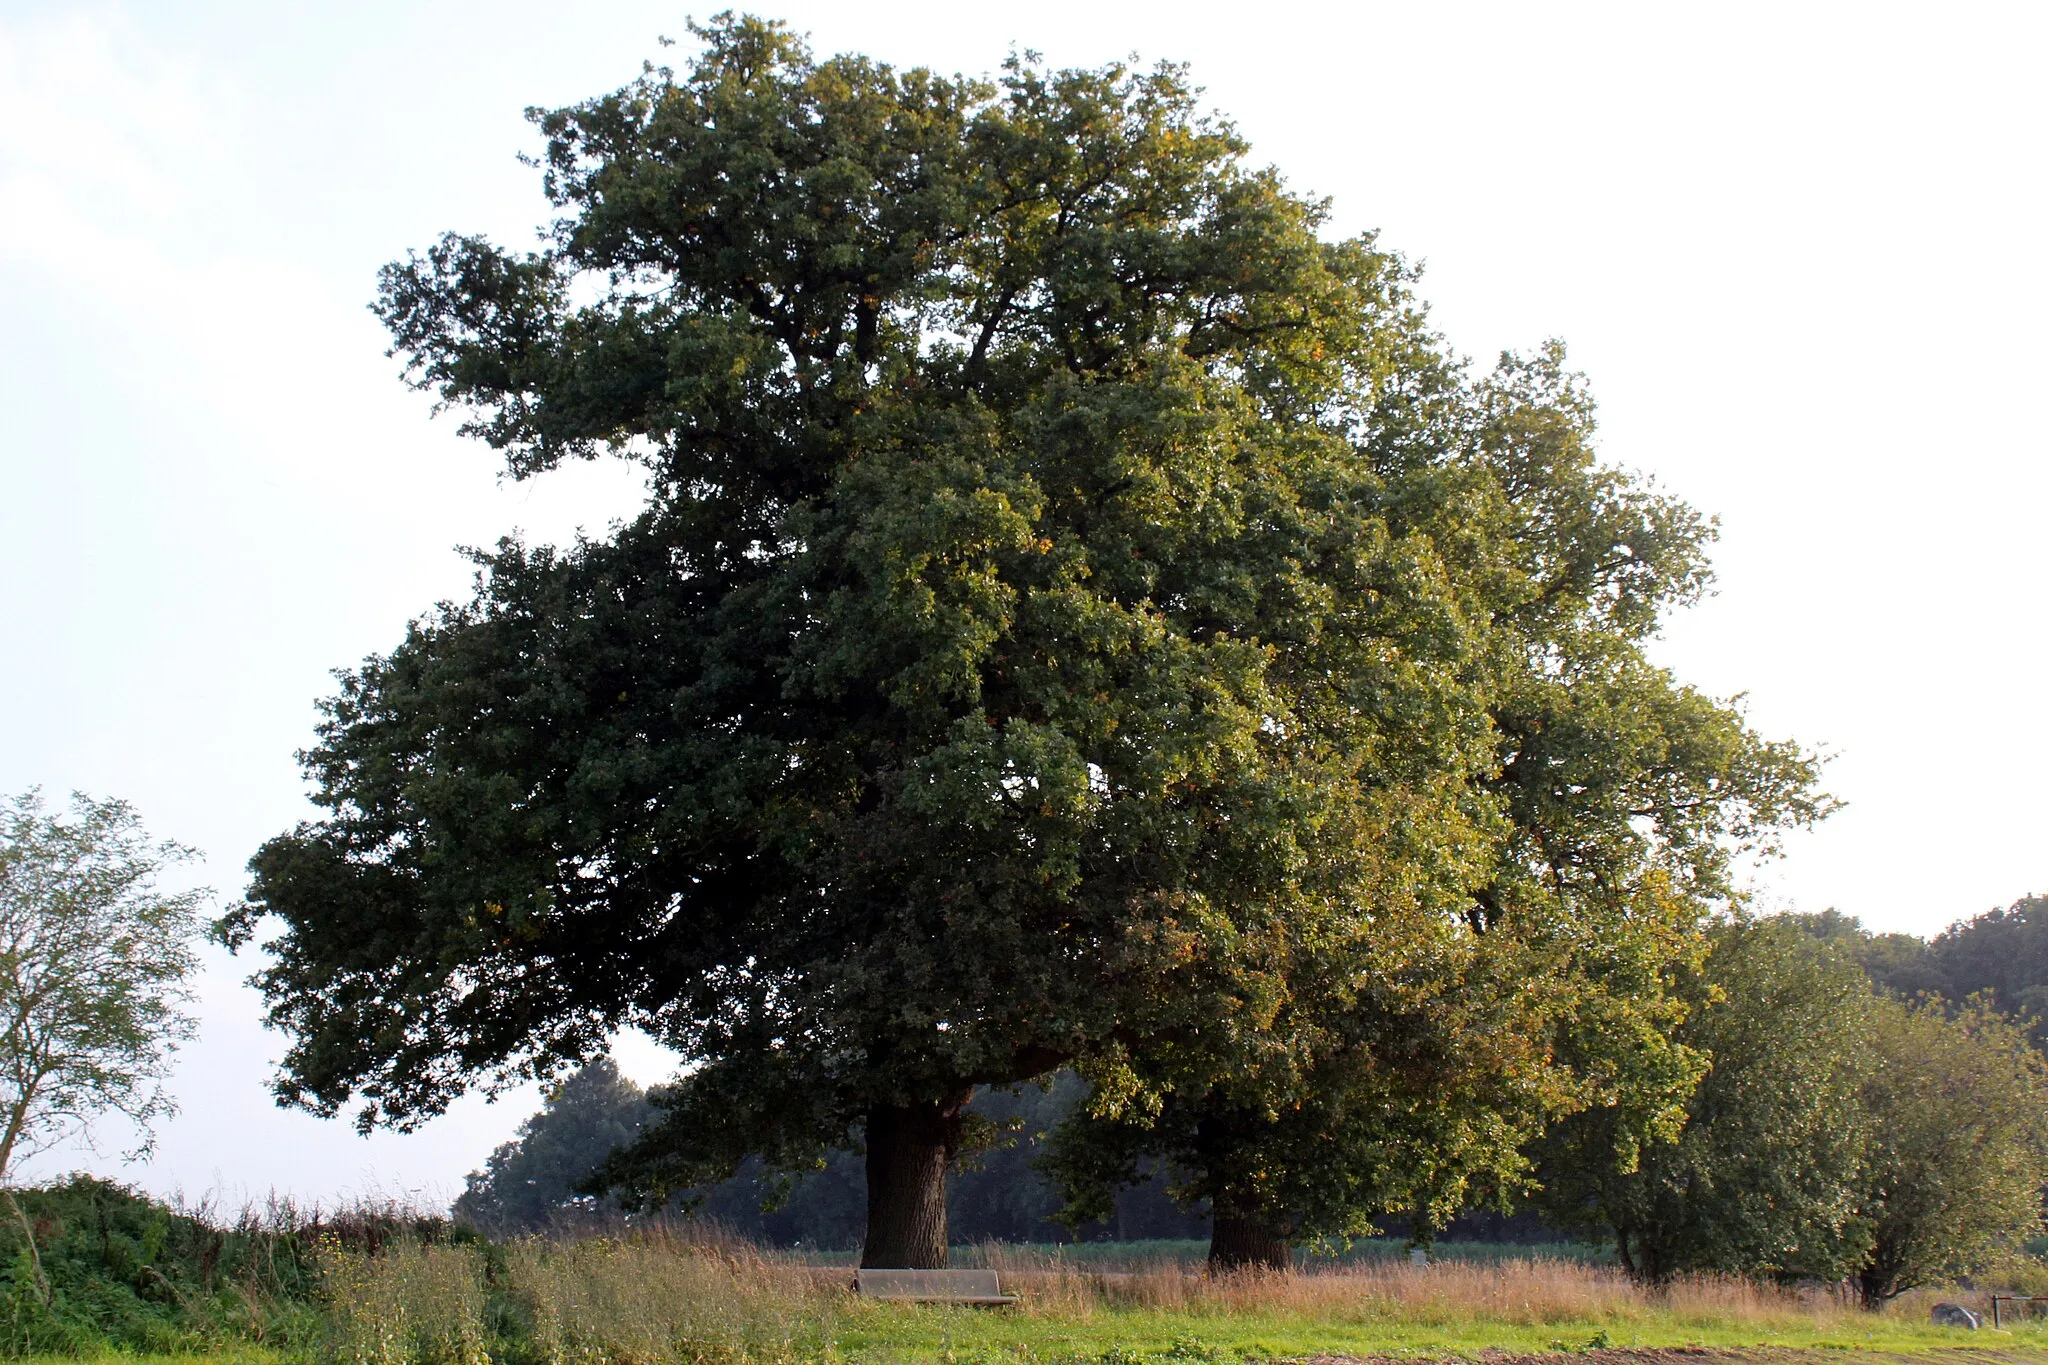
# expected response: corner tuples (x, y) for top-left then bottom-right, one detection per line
(1615, 1224), (1676, 1285)
(861, 1093), (969, 1268)
(1208, 1210), (1292, 1272)
(1857, 1260), (1900, 1310)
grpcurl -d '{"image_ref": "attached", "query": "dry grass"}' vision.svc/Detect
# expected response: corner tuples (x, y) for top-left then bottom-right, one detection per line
(319, 1238), (491, 1365)
(964, 1245), (1868, 1332)
(315, 1229), (2037, 1365)
(505, 1227), (836, 1364)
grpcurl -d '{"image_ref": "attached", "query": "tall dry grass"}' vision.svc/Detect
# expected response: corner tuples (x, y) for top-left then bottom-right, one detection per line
(319, 1239), (491, 1365)
(316, 1228), (1974, 1364)
(505, 1226), (835, 1364)
(967, 1243), (1876, 1332)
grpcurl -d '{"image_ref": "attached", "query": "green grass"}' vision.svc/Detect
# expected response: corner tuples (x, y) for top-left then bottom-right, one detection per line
(6, 1310), (2039, 1365)
(8, 1353), (289, 1365)
(821, 1300), (2047, 1363)
(20, 1317), (2027, 1365)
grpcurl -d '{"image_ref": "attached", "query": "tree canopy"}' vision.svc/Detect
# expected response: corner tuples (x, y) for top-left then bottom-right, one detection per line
(1532, 917), (1876, 1282)
(1921, 896), (2048, 1041)
(0, 791), (203, 1183)
(0, 790), (205, 1304)
(225, 16), (1822, 1268)
(453, 1057), (653, 1236)
(1041, 352), (1824, 1269)
(1794, 896), (2048, 1044)
(1853, 996), (2048, 1305)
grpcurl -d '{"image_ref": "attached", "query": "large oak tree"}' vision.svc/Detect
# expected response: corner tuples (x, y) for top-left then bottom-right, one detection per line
(223, 17), (1735, 1267)
(225, 17), (1500, 1266)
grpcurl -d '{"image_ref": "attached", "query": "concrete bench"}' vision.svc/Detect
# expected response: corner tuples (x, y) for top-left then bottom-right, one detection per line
(852, 1268), (1018, 1305)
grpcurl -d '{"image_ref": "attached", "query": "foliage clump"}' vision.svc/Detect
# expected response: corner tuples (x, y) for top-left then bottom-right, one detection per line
(1534, 920), (2048, 1298)
(0, 790), (205, 1185)
(0, 1175), (494, 1358)
(1854, 996), (2048, 1305)
(1533, 917), (1877, 1282)
(0, 1176), (294, 1355)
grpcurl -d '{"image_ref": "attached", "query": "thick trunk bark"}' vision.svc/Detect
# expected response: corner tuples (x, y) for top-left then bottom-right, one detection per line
(1208, 1210), (1292, 1272)
(1857, 1263), (1899, 1310)
(1616, 1223), (1677, 1285)
(861, 1093), (969, 1268)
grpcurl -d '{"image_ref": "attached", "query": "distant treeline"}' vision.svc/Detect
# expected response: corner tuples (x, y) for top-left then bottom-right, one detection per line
(1797, 896), (2048, 1038)
(457, 895), (2048, 1258)
(456, 1061), (1571, 1248)
(456, 1063), (1203, 1248)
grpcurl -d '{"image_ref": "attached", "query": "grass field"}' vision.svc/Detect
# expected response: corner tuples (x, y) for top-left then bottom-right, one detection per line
(303, 1232), (2048, 1365)
(6, 1182), (2039, 1364)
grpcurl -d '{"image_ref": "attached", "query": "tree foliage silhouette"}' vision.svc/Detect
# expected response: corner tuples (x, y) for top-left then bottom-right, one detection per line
(225, 16), (1818, 1267)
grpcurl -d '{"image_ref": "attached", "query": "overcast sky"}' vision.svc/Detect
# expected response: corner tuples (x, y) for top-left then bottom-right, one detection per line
(1, 0), (2041, 1210)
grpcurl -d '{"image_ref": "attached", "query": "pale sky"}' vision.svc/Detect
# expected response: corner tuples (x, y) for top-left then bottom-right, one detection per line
(1, 0), (2041, 1209)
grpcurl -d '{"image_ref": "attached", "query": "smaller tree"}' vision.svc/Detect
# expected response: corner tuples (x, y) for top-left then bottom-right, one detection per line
(0, 791), (204, 1298)
(454, 1057), (654, 1234)
(1853, 997), (2048, 1307)
(1533, 916), (1876, 1282)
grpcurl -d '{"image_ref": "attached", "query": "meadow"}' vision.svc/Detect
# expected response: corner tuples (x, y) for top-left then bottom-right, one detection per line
(313, 1228), (2047, 1365)
(1, 1180), (2039, 1365)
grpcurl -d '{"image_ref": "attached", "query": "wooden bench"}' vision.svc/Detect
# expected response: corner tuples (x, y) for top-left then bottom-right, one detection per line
(852, 1268), (1018, 1305)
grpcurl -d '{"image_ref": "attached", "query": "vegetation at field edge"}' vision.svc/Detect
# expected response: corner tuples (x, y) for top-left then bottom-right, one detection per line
(0, 1194), (2039, 1364)
(311, 1232), (2048, 1365)
(0, 1176), (463, 1359)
